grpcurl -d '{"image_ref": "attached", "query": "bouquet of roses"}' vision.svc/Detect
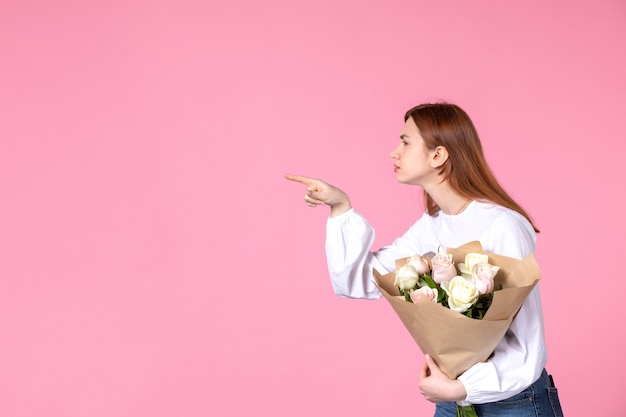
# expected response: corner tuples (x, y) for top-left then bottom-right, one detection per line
(394, 248), (501, 319)
(373, 241), (541, 417)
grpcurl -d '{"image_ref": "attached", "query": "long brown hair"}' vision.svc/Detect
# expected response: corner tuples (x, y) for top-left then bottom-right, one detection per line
(404, 102), (539, 233)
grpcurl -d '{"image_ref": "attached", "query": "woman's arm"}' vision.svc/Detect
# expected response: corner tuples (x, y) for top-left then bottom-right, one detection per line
(286, 174), (416, 299)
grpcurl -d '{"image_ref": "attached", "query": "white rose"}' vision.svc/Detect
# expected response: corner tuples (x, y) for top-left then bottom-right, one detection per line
(458, 252), (490, 278)
(394, 264), (419, 290)
(441, 276), (480, 313)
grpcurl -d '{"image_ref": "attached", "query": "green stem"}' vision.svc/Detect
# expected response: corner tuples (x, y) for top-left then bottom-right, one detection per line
(456, 404), (478, 417)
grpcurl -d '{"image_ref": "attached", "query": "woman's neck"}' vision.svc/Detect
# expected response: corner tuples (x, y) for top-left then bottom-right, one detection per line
(426, 184), (472, 215)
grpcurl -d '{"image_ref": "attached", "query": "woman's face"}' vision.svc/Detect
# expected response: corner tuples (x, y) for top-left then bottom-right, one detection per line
(390, 117), (438, 186)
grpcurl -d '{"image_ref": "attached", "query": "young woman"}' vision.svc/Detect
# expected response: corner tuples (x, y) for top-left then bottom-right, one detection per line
(285, 102), (564, 417)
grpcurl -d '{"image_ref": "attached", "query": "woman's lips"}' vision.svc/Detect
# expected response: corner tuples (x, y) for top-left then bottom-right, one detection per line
(394, 165), (399, 172)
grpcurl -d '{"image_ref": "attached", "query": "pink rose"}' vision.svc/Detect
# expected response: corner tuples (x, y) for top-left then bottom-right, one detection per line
(410, 286), (439, 303)
(407, 255), (430, 275)
(470, 263), (500, 295)
(431, 251), (457, 284)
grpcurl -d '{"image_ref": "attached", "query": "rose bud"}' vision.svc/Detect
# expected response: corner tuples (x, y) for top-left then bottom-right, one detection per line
(431, 251), (457, 284)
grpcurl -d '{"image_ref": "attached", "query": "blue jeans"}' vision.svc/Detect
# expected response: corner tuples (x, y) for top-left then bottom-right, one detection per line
(434, 369), (564, 417)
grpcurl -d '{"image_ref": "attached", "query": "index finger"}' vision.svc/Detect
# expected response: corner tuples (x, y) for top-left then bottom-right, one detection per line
(284, 174), (316, 186)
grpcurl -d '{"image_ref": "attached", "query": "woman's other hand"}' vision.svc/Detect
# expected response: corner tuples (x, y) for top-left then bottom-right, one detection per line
(284, 174), (352, 217)
(419, 354), (467, 403)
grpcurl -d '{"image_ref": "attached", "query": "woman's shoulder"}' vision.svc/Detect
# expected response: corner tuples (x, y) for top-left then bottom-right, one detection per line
(472, 201), (537, 257)
(471, 200), (530, 224)
(466, 200), (536, 240)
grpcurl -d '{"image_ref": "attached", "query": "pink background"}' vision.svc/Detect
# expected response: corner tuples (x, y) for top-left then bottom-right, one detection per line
(1, 0), (624, 416)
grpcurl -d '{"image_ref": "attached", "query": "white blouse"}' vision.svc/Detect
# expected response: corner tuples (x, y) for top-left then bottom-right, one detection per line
(324, 201), (548, 404)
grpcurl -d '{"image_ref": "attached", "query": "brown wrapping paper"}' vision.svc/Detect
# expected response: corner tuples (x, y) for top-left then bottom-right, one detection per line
(373, 241), (541, 379)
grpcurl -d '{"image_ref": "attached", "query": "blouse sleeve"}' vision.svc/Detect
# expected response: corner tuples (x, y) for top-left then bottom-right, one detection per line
(459, 212), (548, 404)
(325, 209), (416, 299)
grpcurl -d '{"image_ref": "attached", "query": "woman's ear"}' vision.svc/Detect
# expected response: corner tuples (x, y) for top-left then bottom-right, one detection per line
(430, 146), (449, 168)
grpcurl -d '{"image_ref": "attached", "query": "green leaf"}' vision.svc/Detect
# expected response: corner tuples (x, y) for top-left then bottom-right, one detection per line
(422, 275), (437, 289)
